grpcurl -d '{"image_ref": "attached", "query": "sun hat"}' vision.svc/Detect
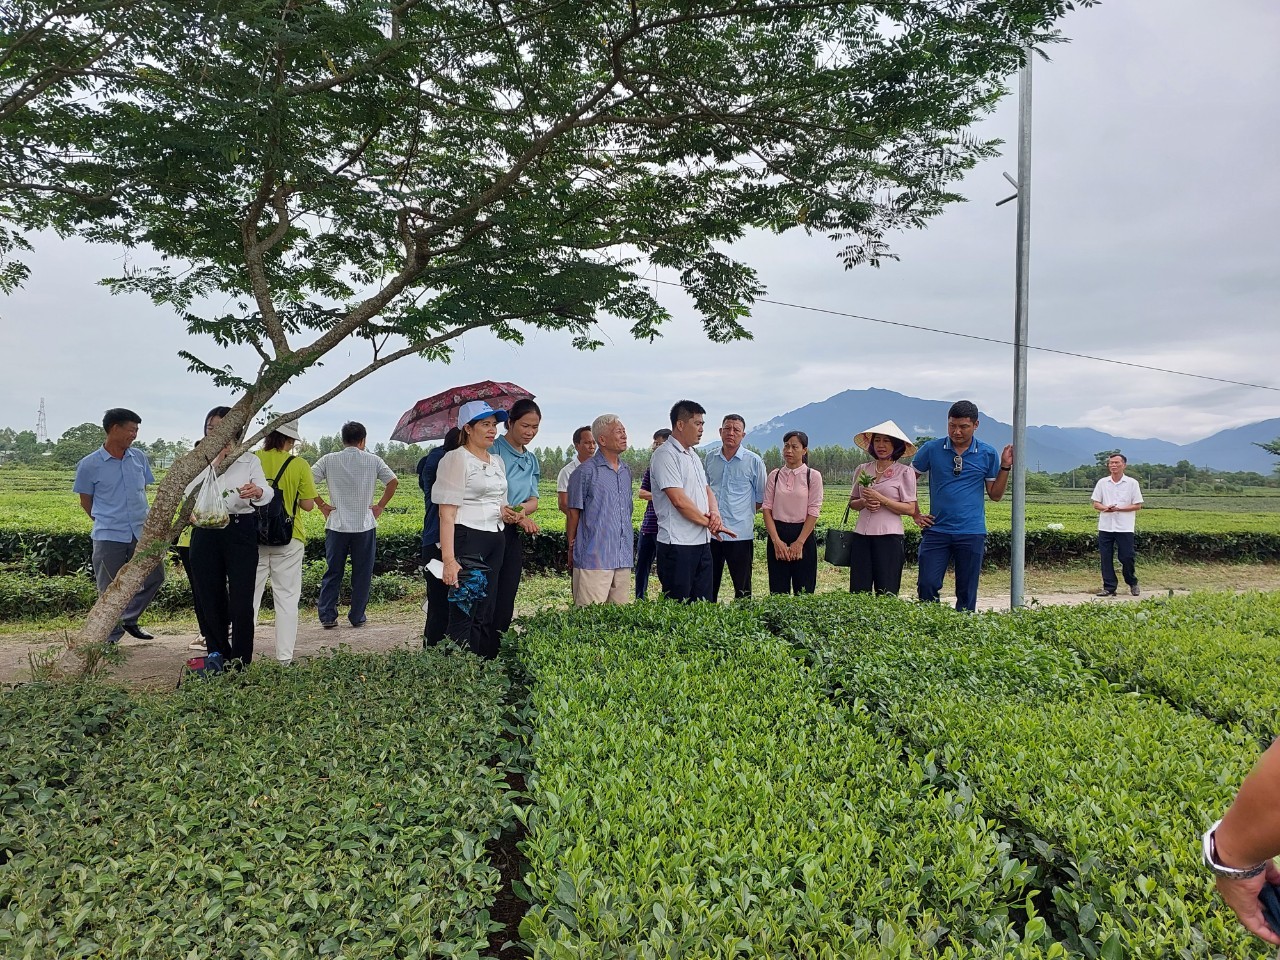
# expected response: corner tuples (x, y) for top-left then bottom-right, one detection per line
(274, 420), (302, 441)
(456, 400), (510, 430)
(853, 419), (917, 457)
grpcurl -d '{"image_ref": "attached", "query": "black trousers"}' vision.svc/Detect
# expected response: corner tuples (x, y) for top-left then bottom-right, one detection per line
(635, 531), (658, 599)
(491, 524), (524, 634)
(190, 516), (259, 665)
(766, 520), (816, 595)
(656, 542), (713, 602)
(1098, 531), (1137, 592)
(848, 533), (905, 596)
(175, 545), (213, 641)
(449, 525), (506, 659)
(710, 538), (754, 601)
(422, 542), (449, 647)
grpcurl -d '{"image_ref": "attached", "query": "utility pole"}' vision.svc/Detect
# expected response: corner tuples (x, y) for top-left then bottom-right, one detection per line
(997, 51), (1033, 609)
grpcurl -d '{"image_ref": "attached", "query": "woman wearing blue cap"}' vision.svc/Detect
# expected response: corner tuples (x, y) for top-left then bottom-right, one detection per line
(432, 400), (510, 658)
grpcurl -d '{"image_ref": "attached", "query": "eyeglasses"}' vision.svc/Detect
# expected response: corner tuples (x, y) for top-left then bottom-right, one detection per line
(953, 454), (964, 476)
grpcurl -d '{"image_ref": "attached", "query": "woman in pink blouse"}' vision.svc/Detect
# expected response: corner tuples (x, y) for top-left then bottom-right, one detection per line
(848, 420), (918, 596)
(762, 430), (823, 594)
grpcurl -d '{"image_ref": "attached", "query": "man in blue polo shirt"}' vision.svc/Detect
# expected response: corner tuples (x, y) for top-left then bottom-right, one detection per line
(912, 400), (1014, 612)
(72, 407), (165, 643)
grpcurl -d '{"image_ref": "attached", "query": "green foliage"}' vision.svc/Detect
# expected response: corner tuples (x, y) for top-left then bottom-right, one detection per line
(0, 649), (520, 957)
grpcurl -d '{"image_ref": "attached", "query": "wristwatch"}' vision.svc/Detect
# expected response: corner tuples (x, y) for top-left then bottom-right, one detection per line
(1202, 820), (1268, 879)
(1000, 466), (1011, 472)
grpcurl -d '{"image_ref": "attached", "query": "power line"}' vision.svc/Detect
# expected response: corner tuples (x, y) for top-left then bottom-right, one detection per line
(649, 278), (1279, 394)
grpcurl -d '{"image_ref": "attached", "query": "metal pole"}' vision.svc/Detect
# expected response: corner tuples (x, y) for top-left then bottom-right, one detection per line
(1010, 51), (1033, 609)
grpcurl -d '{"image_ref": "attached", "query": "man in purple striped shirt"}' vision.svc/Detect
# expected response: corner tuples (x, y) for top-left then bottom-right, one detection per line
(566, 414), (634, 606)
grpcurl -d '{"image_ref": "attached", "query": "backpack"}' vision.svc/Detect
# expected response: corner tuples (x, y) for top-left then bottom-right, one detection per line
(257, 455), (299, 546)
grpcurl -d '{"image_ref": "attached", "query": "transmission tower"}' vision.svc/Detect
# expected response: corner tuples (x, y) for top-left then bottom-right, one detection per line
(36, 398), (48, 443)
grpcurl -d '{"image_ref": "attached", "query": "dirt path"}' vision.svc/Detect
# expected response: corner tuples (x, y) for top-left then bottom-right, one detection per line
(0, 588), (1176, 691)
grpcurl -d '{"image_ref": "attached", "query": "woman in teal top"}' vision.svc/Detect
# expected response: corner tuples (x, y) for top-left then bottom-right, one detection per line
(490, 398), (541, 633)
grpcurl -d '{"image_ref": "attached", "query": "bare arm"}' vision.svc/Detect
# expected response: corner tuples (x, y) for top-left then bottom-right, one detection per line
(438, 504), (461, 586)
(79, 493), (94, 520)
(371, 477), (398, 518)
(565, 508), (580, 570)
(1212, 741), (1280, 946)
(985, 445), (1015, 502)
(664, 487), (711, 529)
(558, 490), (570, 514)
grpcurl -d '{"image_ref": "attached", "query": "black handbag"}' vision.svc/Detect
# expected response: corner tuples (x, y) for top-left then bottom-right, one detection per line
(256, 456), (299, 546)
(823, 505), (855, 567)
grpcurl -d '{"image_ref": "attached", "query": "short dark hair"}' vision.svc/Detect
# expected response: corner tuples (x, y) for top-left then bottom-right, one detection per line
(341, 421), (367, 445)
(653, 428), (672, 442)
(506, 398), (541, 428)
(870, 433), (907, 462)
(203, 406), (232, 435)
(442, 427), (463, 453)
(948, 400), (979, 422)
(721, 414), (746, 428)
(669, 400), (706, 427)
(103, 408), (141, 432)
(572, 425), (592, 445)
(783, 429), (809, 464)
(1110, 452), (1128, 464)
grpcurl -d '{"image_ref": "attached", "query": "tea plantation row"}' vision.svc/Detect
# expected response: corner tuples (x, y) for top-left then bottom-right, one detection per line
(3, 593), (1278, 956)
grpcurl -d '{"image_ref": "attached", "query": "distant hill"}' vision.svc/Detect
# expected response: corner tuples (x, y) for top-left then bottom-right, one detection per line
(737, 388), (1280, 474)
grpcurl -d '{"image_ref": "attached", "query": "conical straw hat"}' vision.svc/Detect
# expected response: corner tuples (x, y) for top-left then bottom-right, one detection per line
(853, 420), (917, 457)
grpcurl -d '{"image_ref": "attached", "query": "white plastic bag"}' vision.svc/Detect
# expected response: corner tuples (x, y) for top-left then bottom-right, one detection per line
(191, 464), (230, 529)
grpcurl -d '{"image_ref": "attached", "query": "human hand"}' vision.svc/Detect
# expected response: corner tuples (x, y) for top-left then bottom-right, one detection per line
(1217, 863), (1280, 946)
(519, 515), (540, 534)
(1001, 445), (1014, 470)
(371, 504), (385, 519)
(914, 512), (935, 529)
(239, 483), (264, 502)
(318, 502), (334, 518)
(442, 558), (461, 587)
(501, 505), (523, 525)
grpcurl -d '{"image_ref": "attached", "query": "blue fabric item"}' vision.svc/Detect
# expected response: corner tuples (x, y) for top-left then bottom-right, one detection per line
(72, 446), (154, 542)
(705, 447), (767, 541)
(912, 437), (1000, 535)
(417, 446), (448, 555)
(492, 434), (540, 506)
(448, 566), (489, 616)
(566, 450), (634, 571)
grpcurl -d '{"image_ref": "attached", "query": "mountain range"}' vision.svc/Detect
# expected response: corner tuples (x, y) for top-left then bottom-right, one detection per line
(736, 389), (1280, 474)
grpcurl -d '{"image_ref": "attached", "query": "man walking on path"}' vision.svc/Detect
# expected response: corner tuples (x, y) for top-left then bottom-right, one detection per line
(72, 407), (164, 642)
(311, 422), (398, 628)
(556, 426), (596, 515)
(650, 400), (729, 602)
(912, 399), (1013, 612)
(566, 415), (634, 606)
(1091, 453), (1143, 596)
(705, 413), (766, 600)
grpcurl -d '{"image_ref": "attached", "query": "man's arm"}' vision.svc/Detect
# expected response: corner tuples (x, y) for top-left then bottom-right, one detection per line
(1210, 740), (1280, 946)
(565, 508), (580, 571)
(371, 477), (398, 519)
(558, 490), (570, 514)
(985, 445), (1015, 501)
(78, 493), (94, 520)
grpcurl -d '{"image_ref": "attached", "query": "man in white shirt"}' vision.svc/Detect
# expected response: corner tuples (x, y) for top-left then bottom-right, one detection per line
(312, 422), (398, 627)
(556, 426), (596, 515)
(649, 399), (728, 602)
(1091, 453), (1143, 597)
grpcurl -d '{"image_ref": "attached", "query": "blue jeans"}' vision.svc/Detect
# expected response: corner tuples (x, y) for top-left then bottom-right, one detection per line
(916, 531), (987, 612)
(1097, 531), (1137, 592)
(318, 528), (377, 625)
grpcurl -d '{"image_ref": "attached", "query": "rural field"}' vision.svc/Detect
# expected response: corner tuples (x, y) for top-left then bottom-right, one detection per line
(3, 467), (1280, 956)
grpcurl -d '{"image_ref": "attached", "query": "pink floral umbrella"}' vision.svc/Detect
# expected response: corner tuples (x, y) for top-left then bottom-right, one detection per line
(390, 380), (534, 443)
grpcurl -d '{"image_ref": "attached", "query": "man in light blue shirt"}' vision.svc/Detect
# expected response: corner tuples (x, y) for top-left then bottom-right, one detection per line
(566, 415), (634, 606)
(705, 413), (766, 600)
(72, 407), (164, 643)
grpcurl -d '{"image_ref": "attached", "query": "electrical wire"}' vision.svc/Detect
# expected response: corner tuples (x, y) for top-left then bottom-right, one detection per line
(649, 278), (1279, 393)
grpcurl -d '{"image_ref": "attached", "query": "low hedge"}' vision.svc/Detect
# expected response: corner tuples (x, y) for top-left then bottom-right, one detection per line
(4, 525), (1279, 581)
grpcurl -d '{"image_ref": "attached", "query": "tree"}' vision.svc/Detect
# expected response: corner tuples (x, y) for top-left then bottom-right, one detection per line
(51, 422), (105, 467)
(3, 0), (1092, 644)
(1256, 438), (1280, 476)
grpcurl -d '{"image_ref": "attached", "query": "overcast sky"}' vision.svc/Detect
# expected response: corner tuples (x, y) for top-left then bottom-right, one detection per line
(3, 0), (1277, 452)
